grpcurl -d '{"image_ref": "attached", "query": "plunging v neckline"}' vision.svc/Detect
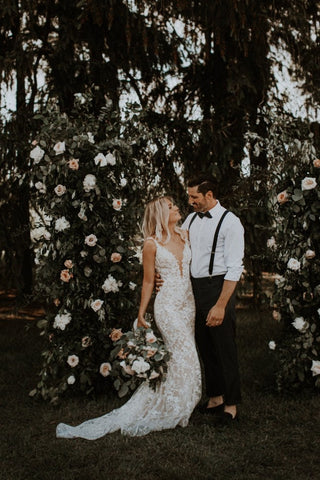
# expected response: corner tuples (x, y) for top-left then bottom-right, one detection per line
(157, 241), (187, 277)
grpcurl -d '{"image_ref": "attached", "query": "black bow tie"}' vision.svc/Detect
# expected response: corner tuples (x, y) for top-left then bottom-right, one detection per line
(198, 211), (212, 219)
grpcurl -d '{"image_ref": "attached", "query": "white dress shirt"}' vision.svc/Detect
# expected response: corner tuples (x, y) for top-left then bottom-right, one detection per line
(181, 201), (244, 281)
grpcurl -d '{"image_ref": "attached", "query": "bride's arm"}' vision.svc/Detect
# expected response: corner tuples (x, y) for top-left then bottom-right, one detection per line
(137, 239), (156, 328)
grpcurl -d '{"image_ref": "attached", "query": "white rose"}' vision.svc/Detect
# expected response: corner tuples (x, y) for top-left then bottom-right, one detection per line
(146, 331), (157, 343)
(53, 312), (72, 330)
(53, 141), (66, 155)
(268, 341), (276, 350)
(30, 145), (45, 163)
(120, 178), (127, 187)
(267, 237), (276, 249)
(67, 375), (76, 385)
(55, 216), (70, 232)
(301, 177), (317, 191)
(305, 250), (316, 260)
(311, 360), (320, 376)
(99, 362), (111, 377)
(54, 184), (67, 196)
(129, 282), (136, 290)
(112, 199), (122, 211)
(94, 153), (107, 167)
(105, 152), (116, 165)
(84, 234), (97, 247)
(102, 274), (122, 293)
(131, 358), (151, 374)
(83, 174), (97, 192)
(67, 354), (79, 368)
(287, 258), (301, 271)
(91, 299), (104, 312)
(35, 181), (46, 193)
(292, 317), (309, 332)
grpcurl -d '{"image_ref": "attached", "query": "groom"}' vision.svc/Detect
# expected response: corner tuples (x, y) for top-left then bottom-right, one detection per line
(181, 174), (244, 425)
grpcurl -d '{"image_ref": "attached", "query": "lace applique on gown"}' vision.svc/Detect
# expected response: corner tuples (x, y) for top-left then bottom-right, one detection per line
(56, 238), (201, 439)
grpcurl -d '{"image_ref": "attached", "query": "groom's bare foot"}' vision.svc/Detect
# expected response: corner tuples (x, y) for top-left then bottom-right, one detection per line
(207, 395), (224, 409)
(224, 405), (237, 418)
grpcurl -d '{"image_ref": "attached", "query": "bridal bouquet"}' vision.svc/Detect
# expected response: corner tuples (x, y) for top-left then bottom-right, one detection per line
(108, 317), (171, 398)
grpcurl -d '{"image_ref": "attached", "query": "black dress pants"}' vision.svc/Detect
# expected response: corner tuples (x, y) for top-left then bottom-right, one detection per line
(191, 275), (241, 405)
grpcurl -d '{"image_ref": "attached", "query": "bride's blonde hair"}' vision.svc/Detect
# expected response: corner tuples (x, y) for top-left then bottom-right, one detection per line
(142, 196), (184, 244)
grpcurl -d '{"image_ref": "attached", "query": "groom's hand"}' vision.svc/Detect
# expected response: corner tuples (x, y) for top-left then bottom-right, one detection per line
(206, 305), (225, 327)
(155, 272), (164, 292)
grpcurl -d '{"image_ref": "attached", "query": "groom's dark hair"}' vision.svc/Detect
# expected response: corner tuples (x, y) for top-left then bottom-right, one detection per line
(187, 174), (219, 198)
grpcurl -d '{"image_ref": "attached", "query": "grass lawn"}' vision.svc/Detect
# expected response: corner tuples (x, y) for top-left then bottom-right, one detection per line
(1, 302), (319, 480)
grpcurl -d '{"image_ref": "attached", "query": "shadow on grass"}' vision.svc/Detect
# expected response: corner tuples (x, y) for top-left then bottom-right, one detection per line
(1, 306), (320, 480)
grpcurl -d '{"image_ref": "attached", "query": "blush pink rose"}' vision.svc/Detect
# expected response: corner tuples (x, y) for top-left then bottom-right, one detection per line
(68, 158), (79, 170)
(277, 191), (289, 204)
(111, 252), (122, 263)
(99, 362), (111, 377)
(60, 269), (73, 282)
(64, 259), (73, 269)
(313, 159), (320, 168)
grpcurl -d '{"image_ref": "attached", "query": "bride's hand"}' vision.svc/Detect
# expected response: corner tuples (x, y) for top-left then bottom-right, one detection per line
(137, 315), (149, 328)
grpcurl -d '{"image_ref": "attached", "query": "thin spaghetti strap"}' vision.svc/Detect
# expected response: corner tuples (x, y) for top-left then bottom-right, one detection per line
(145, 236), (158, 245)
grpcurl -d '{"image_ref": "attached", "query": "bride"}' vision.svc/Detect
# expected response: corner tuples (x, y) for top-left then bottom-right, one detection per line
(56, 196), (201, 439)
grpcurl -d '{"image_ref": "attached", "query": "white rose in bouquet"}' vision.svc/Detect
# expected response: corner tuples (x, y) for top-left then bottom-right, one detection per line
(53, 141), (66, 155)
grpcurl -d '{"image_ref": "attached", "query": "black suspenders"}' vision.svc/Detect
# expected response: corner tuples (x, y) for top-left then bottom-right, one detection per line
(188, 210), (229, 276)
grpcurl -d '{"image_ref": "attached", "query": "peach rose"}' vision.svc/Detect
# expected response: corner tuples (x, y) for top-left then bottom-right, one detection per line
(68, 158), (79, 170)
(109, 328), (123, 341)
(146, 331), (157, 343)
(146, 347), (157, 358)
(64, 259), (73, 269)
(60, 269), (73, 282)
(117, 348), (128, 359)
(111, 252), (122, 263)
(277, 190), (289, 204)
(313, 159), (320, 168)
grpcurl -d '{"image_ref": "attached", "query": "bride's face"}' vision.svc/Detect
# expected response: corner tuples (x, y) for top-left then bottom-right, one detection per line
(165, 198), (181, 224)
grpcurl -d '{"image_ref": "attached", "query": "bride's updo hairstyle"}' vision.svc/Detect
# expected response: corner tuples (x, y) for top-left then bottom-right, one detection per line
(142, 196), (184, 244)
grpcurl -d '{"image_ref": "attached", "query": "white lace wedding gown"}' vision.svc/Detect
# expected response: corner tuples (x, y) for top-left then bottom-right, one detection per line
(56, 238), (201, 439)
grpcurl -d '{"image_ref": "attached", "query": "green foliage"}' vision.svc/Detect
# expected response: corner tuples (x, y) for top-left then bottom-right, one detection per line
(263, 111), (320, 390)
(29, 97), (159, 402)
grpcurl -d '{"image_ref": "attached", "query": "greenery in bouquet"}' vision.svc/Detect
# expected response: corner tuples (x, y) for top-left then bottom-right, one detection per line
(29, 96), (159, 402)
(261, 111), (320, 390)
(107, 316), (171, 398)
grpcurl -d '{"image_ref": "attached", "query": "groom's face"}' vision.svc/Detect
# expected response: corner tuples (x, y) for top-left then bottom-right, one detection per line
(187, 186), (211, 212)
